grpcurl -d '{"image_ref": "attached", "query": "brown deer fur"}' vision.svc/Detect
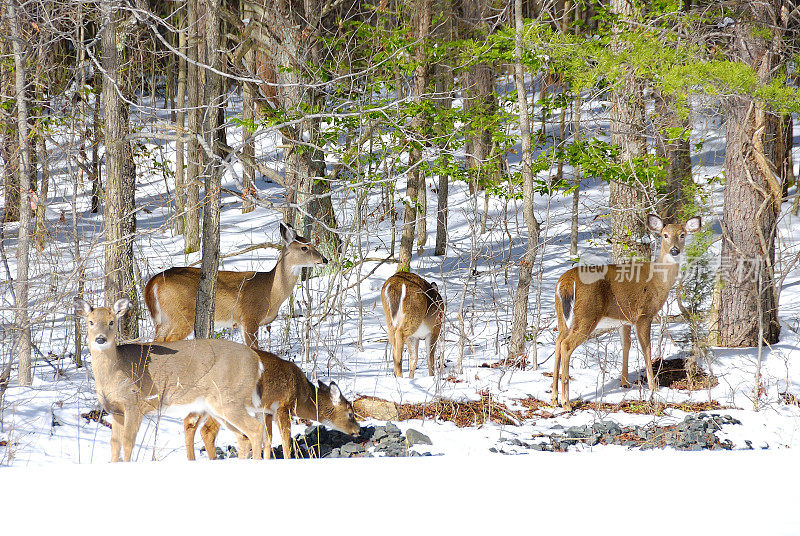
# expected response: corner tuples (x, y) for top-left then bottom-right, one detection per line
(551, 215), (701, 410)
(381, 272), (444, 378)
(184, 349), (360, 460)
(75, 297), (265, 462)
(144, 223), (327, 349)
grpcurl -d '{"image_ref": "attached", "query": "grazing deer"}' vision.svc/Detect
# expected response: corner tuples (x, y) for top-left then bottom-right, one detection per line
(184, 349), (360, 460)
(75, 297), (265, 462)
(381, 272), (444, 378)
(551, 215), (702, 410)
(144, 222), (327, 349)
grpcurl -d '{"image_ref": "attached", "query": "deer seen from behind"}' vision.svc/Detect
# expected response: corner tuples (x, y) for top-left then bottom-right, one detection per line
(144, 222), (327, 349)
(551, 215), (702, 410)
(184, 349), (360, 460)
(75, 297), (265, 462)
(381, 272), (444, 378)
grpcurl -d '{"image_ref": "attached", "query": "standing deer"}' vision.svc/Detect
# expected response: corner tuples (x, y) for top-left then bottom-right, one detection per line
(144, 222), (327, 349)
(184, 349), (360, 460)
(75, 297), (265, 462)
(381, 272), (444, 378)
(551, 215), (702, 410)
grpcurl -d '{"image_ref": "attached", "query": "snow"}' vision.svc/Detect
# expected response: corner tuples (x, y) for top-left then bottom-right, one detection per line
(1, 80), (800, 534)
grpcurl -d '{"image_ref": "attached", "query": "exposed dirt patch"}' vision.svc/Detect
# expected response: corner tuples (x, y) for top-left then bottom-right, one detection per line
(81, 408), (111, 428)
(649, 358), (719, 390)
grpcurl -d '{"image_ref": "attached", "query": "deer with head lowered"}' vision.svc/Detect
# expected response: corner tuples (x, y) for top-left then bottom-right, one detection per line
(551, 215), (701, 410)
(184, 349), (360, 460)
(75, 297), (265, 462)
(144, 222), (327, 349)
(381, 272), (444, 378)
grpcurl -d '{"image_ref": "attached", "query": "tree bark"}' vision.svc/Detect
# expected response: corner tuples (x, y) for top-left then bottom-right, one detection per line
(9, 0), (33, 385)
(609, 0), (649, 262)
(101, 0), (139, 339)
(194, 0), (224, 340)
(508, 0), (540, 362)
(654, 93), (692, 221)
(240, 0), (255, 215)
(717, 0), (784, 347)
(173, 5), (187, 234)
(1, 29), (20, 224)
(184, 0), (202, 254)
(398, 0), (431, 271)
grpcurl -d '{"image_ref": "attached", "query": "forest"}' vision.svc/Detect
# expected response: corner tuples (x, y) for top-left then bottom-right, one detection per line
(1, 0), (800, 512)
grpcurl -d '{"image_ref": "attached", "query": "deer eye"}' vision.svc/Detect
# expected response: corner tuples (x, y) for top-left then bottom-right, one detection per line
(88, 321), (94, 326)
(301, 246), (308, 251)
(109, 321), (114, 326)
(680, 234), (685, 239)
(663, 233), (668, 238)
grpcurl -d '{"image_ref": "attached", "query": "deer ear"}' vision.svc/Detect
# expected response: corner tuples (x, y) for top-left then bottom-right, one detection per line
(685, 216), (702, 233)
(74, 297), (93, 317)
(280, 222), (297, 244)
(112, 298), (131, 318)
(647, 214), (664, 232)
(329, 381), (342, 404)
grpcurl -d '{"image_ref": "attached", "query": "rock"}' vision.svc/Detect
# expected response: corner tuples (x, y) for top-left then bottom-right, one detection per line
(384, 421), (402, 437)
(405, 429), (433, 446)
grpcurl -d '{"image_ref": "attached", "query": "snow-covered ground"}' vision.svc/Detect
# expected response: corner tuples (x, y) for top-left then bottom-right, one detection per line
(1, 88), (800, 533)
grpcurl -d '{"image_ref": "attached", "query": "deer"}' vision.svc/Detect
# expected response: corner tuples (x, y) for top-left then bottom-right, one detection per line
(74, 297), (265, 462)
(144, 222), (327, 350)
(551, 214), (702, 410)
(381, 271), (444, 378)
(184, 349), (360, 460)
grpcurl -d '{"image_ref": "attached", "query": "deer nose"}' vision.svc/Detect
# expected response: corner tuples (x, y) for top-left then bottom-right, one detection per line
(95, 335), (107, 345)
(321, 256), (329, 265)
(670, 247), (680, 256)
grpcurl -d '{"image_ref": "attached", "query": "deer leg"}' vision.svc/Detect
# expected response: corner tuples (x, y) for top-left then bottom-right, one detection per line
(392, 330), (405, 377)
(199, 416), (221, 460)
(407, 337), (420, 379)
(620, 325), (632, 388)
(264, 414), (274, 459)
(426, 334), (437, 376)
(183, 412), (203, 461)
(635, 318), (656, 391)
(242, 324), (259, 349)
(551, 333), (564, 407)
(275, 407), (293, 459)
(558, 331), (591, 411)
(109, 413), (124, 463)
(121, 410), (143, 462)
(223, 410), (264, 460)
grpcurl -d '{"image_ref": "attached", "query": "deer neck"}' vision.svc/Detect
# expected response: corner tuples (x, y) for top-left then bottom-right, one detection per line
(651, 251), (681, 290)
(269, 250), (301, 303)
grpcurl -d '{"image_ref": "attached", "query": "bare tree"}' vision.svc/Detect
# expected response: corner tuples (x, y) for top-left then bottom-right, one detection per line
(8, 0), (33, 385)
(101, 0), (139, 339)
(507, 0), (540, 363)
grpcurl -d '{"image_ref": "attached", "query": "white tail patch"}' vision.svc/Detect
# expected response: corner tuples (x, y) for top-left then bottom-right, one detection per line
(151, 282), (163, 324)
(392, 283), (407, 328)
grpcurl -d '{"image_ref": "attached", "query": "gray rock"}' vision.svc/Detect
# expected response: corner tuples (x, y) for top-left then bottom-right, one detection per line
(405, 429), (433, 446)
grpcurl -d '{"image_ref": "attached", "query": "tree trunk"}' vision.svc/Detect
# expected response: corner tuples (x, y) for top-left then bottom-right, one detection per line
(240, 0), (255, 214)
(609, 0), (649, 262)
(508, 0), (540, 362)
(398, 0), (431, 271)
(173, 6), (187, 235)
(717, 0), (784, 347)
(654, 92), (692, 221)
(570, 93), (582, 256)
(194, 0), (224, 340)
(1, 31), (19, 224)
(433, 1), (454, 257)
(101, 0), (139, 340)
(184, 0), (202, 254)
(9, 0), (33, 385)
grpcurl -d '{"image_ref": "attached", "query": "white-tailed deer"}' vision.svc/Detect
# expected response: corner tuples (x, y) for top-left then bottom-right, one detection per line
(184, 349), (360, 460)
(144, 222), (327, 349)
(551, 215), (702, 410)
(75, 297), (265, 462)
(381, 272), (444, 378)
